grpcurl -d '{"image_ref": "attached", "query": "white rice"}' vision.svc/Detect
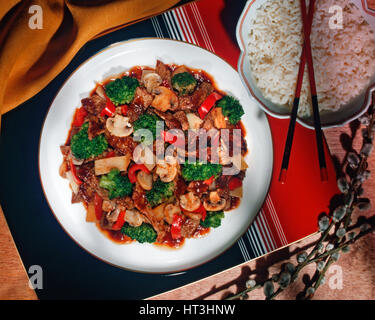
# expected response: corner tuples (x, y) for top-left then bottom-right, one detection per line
(248, 0), (375, 118)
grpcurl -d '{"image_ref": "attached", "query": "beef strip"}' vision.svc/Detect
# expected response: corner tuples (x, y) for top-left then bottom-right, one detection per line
(181, 218), (200, 238)
(187, 181), (209, 195)
(201, 110), (214, 131)
(155, 60), (172, 86)
(88, 115), (105, 140)
(60, 145), (70, 156)
(133, 87), (153, 108)
(76, 163), (100, 202)
(177, 96), (195, 112)
(105, 130), (138, 155)
(115, 196), (135, 211)
(153, 109), (182, 129)
(173, 111), (189, 131)
(71, 191), (84, 204)
(143, 210), (168, 242)
(127, 103), (145, 123)
(191, 82), (214, 108)
(132, 183), (148, 212)
(81, 94), (106, 115)
(174, 177), (187, 199)
(215, 175), (231, 190)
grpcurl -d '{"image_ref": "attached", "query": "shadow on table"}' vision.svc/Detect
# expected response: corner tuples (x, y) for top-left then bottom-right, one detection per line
(193, 119), (373, 300)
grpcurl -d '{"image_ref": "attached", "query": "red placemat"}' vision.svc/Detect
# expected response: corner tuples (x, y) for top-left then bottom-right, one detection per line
(162, 0), (339, 253)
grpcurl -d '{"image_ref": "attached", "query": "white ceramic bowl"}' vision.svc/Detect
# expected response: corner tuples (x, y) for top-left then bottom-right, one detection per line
(39, 38), (273, 273)
(236, 0), (375, 129)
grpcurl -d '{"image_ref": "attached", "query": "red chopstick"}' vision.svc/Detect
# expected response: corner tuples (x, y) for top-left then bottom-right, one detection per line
(300, 0), (328, 182)
(279, 0), (315, 184)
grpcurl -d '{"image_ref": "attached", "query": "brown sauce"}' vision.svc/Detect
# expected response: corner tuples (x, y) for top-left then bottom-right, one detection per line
(97, 224), (134, 244)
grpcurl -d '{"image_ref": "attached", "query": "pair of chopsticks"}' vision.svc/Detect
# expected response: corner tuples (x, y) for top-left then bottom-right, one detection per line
(279, 0), (328, 184)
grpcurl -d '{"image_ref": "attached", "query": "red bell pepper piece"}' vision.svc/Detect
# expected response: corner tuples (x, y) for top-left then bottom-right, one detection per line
(106, 151), (116, 158)
(72, 107), (88, 127)
(100, 97), (116, 117)
(171, 214), (183, 240)
(203, 175), (215, 185)
(181, 204), (207, 221)
(161, 130), (185, 147)
(228, 177), (242, 190)
(198, 92), (223, 119)
(94, 193), (103, 220)
(128, 164), (151, 184)
(161, 130), (177, 144)
(121, 105), (128, 116)
(69, 159), (82, 185)
(112, 210), (126, 231)
(195, 204), (207, 221)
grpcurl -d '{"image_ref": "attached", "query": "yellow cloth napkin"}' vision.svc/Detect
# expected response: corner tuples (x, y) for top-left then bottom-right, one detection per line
(0, 0), (179, 117)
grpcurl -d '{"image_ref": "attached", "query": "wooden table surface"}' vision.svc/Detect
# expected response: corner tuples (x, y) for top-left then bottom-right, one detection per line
(1, 124), (374, 300)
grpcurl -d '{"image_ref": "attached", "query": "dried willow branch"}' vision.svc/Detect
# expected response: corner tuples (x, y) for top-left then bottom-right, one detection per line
(226, 95), (375, 301)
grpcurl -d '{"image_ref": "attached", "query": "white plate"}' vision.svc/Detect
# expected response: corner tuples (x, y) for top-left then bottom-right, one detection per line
(236, 0), (375, 129)
(39, 38), (273, 273)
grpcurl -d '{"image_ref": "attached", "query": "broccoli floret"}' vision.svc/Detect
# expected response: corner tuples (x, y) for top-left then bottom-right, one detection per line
(99, 168), (133, 199)
(200, 211), (225, 228)
(146, 179), (175, 207)
(121, 223), (157, 243)
(217, 96), (245, 125)
(133, 113), (161, 143)
(171, 72), (197, 95)
(181, 162), (222, 181)
(70, 122), (108, 159)
(104, 76), (139, 105)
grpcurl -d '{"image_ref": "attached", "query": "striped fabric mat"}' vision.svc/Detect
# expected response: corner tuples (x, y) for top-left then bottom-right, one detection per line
(148, 0), (338, 261)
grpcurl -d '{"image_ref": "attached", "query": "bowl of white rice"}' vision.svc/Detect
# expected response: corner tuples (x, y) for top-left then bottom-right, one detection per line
(236, 0), (375, 129)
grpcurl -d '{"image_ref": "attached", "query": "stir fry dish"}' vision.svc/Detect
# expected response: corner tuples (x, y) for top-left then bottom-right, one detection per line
(59, 60), (248, 248)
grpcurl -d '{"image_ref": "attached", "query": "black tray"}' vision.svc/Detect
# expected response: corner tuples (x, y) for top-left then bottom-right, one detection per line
(0, 0), (258, 300)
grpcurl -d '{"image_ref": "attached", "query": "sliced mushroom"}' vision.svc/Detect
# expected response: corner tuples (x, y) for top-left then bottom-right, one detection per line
(59, 161), (68, 179)
(66, 171), (79, 194)
(106, 114), (133, 137)
(164, 204), (181, 225)
(203, 191), (226, 211)
(137, 171), (153, 191)
(106, 208), (121, 223)
(180, 192), (201, 212)
(152, 86), (179, 112)
(102, 200), (116, 212)
(156, 158), (178, 183)
(125, 209), (144, 227)
(95, 85), (106, 99)
(141, 71), (162, 93)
